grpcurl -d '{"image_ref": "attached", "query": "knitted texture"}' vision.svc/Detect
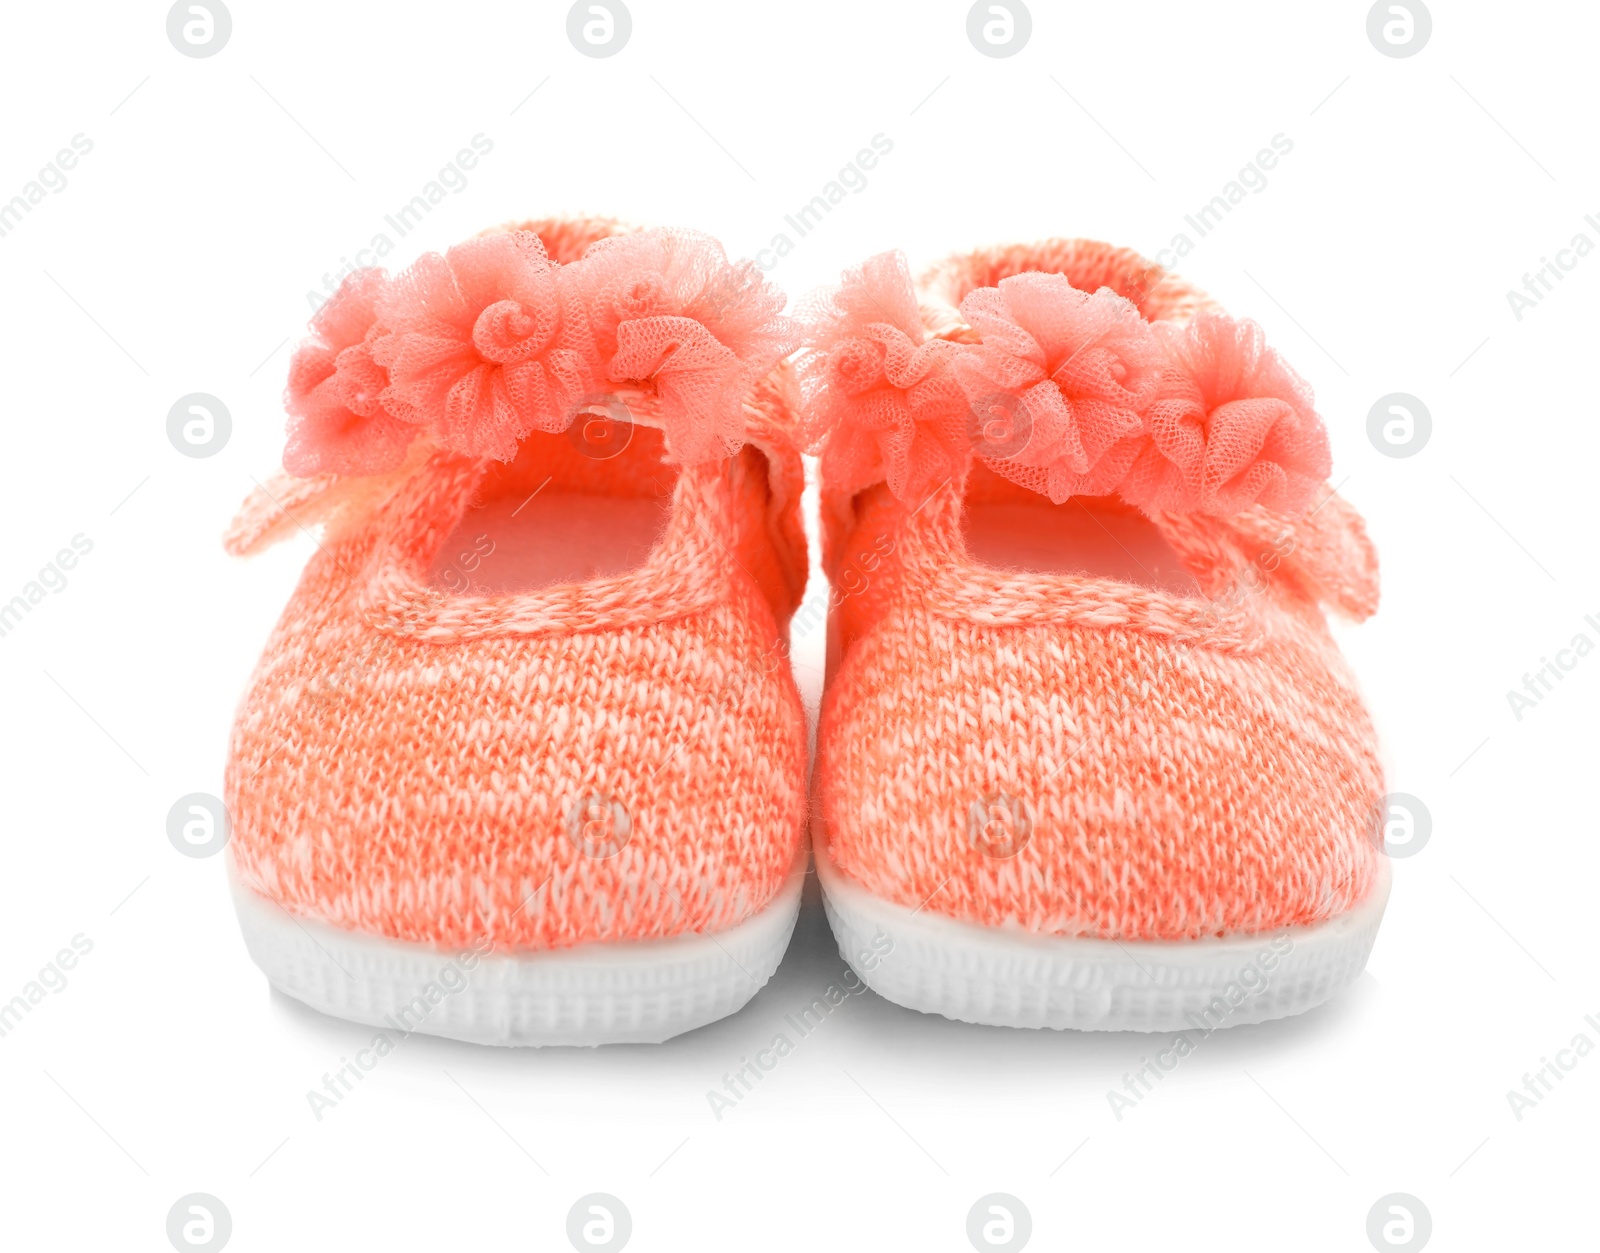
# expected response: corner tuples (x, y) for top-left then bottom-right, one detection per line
(810, 240), (1384, 942)
(225, 219), (810, 952)
(227, 425), (808, 950)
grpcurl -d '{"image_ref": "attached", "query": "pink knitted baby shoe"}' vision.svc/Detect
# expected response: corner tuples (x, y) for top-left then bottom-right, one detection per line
(800, 241), (1388, 1031)
(224, 219), (810, 1045)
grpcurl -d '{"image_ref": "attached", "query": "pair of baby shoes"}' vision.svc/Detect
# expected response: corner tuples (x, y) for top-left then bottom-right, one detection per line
(224, 218), (1387, 1045)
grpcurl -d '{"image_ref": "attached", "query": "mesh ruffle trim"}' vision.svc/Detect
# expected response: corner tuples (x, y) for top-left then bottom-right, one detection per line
(798, 251), (1332, 519)
(283, 227), (797, 477)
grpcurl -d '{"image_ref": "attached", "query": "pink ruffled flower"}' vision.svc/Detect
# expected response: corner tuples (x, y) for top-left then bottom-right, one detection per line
(282, 269), (417, 478)
(1121, 314), (1332, 516)
(797, 251), (966, 504)
(953, 273), (1166, 504)
(371, 231), (600, 462)
(567, 229), (797, 464)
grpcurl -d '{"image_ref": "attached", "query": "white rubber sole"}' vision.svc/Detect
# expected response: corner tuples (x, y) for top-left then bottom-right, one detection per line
(231, 853), (806, 1046)
(817, 853), (1390, 1032)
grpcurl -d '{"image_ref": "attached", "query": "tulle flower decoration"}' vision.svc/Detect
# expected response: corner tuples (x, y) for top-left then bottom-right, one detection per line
(567, 229), (798, 464)
(277, 228), (799, 477)
(794, 255), (1334, 520)
(1119, 314), (1332, 516)
(953, 273), (1167, 503)
(796, 251), (967, 504)
(370, 230), (600, 462)
(283, 269), (418, 478)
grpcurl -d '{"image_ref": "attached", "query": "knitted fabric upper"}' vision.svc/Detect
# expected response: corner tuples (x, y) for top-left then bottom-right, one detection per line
(816, 483), (1382, 941)
(227, 220), (810, 951)
(808, 239), (1384, 942)
(227, 413), (809, 949)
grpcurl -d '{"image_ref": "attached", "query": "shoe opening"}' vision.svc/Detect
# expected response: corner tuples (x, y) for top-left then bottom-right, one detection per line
(427, 417), (678, 596)
(960, 461), (1199, 595)
(922, 238), (1217, 327)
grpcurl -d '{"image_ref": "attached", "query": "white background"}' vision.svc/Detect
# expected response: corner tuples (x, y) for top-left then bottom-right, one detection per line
(1, 1), (1595, 1249)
